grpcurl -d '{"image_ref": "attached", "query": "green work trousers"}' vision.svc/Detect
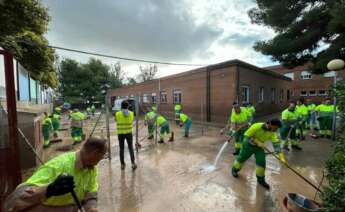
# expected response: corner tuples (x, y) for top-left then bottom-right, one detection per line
(42, 124), (51, 146)
(71, 127), (83, 142)
(160, 122), (170, 141)
(232, 140), (266, 180)
(233, 127), (248, 151)
(280, 124), (298, 146)
(318, 116), (333, 136)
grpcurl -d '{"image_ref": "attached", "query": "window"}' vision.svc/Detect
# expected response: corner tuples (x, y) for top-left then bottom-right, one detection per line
(323, 71), (336, 77)
(287, 89), (291, 101)
(300, 91), (307, 97)
(160, 91), (167, 104)
(318, 90), (327, 96)
(301, 70), (312, 80)
(279, 89), (284, 102)
(284, 72), (294, 80)
(173, 89), (182, 104)
(271, 88), (276, 103)
(309, 90), (317, 96)
(151, 93), (157, 103)
(143, 94), (149, 103)
(241, 86), (250, 103)
(258, 87), (264, 103)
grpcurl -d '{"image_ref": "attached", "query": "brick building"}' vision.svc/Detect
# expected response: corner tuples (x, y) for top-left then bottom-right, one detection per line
(108, 59), (291, 123)
(265, 64), (345, 103)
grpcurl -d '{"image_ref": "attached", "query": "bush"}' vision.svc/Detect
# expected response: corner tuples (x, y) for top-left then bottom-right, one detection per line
(321, 80), (345, 212)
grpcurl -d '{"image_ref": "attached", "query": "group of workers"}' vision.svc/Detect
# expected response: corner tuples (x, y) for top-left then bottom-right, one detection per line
(4, 96), (337, 211)
(42, 104), (97, 148)
(226, 97), (337, 190)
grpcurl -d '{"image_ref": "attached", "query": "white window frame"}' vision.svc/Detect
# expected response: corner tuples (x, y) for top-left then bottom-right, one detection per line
(258, 87), (264, 103)
(173, 89), (182, 104)
(241, 86), (250, 104)
(151, 93), (157, 103)
(279, 89), (284, 102)
(300, 91), (307, 97)
(318, 90), (327, 96)
(284, 72), (294, 80)
(308, 90), (317, 96)
(301, 70), (312, 80)
(143, 94), (149, 103)
(323, 71), (336, 77)
(160, 91), (167, 104)
(271, 88), (276, 103)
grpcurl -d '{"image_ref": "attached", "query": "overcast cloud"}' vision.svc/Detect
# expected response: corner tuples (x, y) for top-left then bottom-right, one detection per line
(43, 0), (277, 77)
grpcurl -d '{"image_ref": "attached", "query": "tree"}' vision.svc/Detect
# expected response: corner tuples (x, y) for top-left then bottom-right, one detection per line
(249, 0), (345, 73)
(126, 77), (137, 85)
(109, 62), (124, 89)
(59, 58), (125, 104)
(138, 64), (157, 82)
(0, 0), (57, 87)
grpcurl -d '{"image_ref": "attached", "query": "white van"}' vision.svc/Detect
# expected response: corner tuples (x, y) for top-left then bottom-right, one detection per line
(112, 98), (136, 115)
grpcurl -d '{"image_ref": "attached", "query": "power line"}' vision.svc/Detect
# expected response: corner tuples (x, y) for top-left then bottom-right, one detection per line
(48, 45), (208, 67)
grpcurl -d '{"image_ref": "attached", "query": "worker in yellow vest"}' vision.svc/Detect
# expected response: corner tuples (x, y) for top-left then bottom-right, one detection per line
(4, 137), (106, 212)
(70, 109), (86, 145)
(222, 102), (249, 155)
(315, 98), (339, 139)
(280, 101), (302, 151)
(174, 104), (182, 125)
(52, 107), (62, 138)
(115, 101), (137, 170)
(42, 112), (53, 148)
(296, 98), (309, 140)
(144, 106), (157, 140)
(245, 102), (256, 125)
(306, 99), (317, 129)
(156, 114), (174, 143)
(179, 113), (192, 138)
(232, 119), (286, 190)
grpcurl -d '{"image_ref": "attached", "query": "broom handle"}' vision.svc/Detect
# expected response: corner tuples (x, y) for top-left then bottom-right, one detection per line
(264, 146), (321, 192)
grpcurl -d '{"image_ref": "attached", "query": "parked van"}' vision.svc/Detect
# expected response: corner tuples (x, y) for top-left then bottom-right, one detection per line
(112, 98), (136, 115)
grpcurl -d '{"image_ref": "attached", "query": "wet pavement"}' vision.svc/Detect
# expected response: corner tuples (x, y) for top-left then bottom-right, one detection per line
(40, 113), (333, 211)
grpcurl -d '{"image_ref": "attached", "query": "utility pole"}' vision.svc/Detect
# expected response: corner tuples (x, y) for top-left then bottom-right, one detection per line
(1, 49), (22, 193)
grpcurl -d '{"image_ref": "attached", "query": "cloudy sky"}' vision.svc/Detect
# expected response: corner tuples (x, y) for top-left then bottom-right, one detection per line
(42, 0), (277, 78)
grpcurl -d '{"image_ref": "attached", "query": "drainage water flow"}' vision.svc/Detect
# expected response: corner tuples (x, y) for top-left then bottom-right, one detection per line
(201, 141), (228, 173)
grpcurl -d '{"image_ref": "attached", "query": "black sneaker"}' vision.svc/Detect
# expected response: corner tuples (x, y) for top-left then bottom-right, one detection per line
(231, 168), (239, 178)
(184, 135), (189, 138)
(121, 164), (126, 170)
(158, 140), (164, 143)
(258, 180), (270, 190)
(148, 135), (154, 140)
(132, 163), (137, 170)
(233, 149), (240, 155)
(291, 145), (302, 150)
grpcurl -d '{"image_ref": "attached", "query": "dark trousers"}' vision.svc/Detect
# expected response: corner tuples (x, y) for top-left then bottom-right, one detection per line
(118, 133), (135, 165)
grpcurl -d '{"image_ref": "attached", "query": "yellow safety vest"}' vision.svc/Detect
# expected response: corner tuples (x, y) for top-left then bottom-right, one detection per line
(116, 110), (134, 134)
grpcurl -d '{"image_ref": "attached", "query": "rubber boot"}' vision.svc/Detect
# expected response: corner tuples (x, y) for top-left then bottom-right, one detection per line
(231, 167), (239, 178)
(148, 135), (154, 139)
(132, 163), (137, 170)
(283, 146), (290, 151)
(291, 145), (302, 150)
(233, 149), (240, 156)
(121, 163), (126, 170)
(257, 177), (270, 190)
(168, 132), (174, 142)
(158, 139), (164, 144)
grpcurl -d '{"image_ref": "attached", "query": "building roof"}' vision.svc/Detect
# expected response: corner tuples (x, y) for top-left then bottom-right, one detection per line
(111, 59), (291, 91)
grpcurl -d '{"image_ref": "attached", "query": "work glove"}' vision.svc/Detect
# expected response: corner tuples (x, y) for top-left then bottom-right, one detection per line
(179, 123), (183, 127)
(278, 153), (287, 164)
(46, 174), (75, 198)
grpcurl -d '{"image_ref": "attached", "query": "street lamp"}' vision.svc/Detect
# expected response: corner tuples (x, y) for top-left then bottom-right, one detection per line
(327, 59), (345, 140)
